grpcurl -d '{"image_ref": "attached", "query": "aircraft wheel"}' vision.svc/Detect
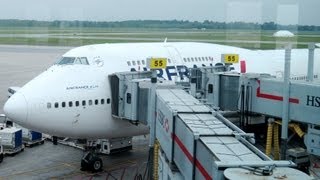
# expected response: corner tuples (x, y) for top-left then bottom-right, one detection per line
(91, 157), (103, 172)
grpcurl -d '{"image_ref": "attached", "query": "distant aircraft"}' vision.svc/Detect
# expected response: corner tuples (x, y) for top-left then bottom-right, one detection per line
(3, 42), (319, 139)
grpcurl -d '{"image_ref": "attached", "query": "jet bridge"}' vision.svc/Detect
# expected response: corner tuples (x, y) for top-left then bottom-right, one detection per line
(239, 74), (320, 125)
(108, 69), (310, 179)
(154, 88), (308, 180)
(239, 74), (320, 157)
(109, 71), (177, 124)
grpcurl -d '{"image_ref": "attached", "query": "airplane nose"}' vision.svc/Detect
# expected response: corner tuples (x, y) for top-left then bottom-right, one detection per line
(3, 92), (28, 124)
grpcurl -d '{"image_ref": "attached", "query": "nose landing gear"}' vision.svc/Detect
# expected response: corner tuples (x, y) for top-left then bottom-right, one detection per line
(80, 151), (103, 172)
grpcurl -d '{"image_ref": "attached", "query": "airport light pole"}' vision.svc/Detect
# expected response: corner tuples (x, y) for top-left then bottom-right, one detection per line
(307, 43), (315, 82)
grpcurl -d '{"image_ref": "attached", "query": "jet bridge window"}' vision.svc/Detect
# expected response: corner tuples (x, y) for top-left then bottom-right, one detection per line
(126, 93), (132, 104)
(208, 84), (213, 94)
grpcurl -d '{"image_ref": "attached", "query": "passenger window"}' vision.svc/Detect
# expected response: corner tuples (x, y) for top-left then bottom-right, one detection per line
(206, 57), (209, 61)
(191, 57), (194, 62)
(101, 99), (105, 104)
(62, 102), (66, 108)
(89, 100), (93, 105)
(69, 101), (73, 107)
(54, 102), (59, 108)
(187, 58), (190, 62)
(47, 103), (51, 109)
(127, 61), (131, 66)
(142, 60), (145, 65)
(202, 57), (205, 61)
(82, 100), (86, 106)
(95, 99), (99, 105)
(137, 61), (141, 65)
(132, 61), (136, 66)
(183, 58), (186, 62)
(107, 98), (110, 104)
(76, 101), (79, 107)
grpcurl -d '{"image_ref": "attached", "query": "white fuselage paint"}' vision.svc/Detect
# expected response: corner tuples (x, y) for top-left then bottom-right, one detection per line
(4, 42), (320, 139)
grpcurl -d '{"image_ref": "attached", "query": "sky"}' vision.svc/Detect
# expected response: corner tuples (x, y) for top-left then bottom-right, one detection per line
(0, 0), (319, 25)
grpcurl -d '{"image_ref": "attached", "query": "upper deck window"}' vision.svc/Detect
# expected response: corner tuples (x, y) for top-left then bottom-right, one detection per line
(57, 57), (89, 65)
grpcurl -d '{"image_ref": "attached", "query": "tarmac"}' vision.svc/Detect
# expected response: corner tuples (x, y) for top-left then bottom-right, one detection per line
(0, 136), (149, 179)
(0, 45), (150, 179)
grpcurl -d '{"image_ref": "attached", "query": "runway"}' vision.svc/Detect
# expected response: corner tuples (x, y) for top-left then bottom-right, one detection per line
(0, 45), (70, 114)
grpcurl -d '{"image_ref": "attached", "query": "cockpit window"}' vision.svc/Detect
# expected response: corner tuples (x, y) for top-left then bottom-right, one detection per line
(56, 57), (89, 65)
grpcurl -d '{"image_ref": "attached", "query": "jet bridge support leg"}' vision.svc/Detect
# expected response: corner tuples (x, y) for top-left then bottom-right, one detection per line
(281, 44), (292, 160)
(148, 70), (157, 180)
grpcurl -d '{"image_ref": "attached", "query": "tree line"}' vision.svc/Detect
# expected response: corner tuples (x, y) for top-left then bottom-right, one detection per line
(0, 19), (319, 31)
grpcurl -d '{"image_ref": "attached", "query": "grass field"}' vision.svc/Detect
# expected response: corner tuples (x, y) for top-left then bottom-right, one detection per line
(0, 27), (319, 49)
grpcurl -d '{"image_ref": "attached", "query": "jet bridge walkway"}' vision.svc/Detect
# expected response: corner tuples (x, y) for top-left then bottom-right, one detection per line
(108, 71), (311, 180)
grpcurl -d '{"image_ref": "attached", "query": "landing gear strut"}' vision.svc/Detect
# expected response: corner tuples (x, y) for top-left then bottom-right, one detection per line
(81, 151), (103, 172)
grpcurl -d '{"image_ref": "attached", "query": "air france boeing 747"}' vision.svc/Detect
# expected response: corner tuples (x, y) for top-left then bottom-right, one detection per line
(3, 42), (319, 139)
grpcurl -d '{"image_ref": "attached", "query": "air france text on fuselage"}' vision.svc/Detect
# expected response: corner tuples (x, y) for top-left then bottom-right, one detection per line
(129, 64), (223, 80)
(66, 85), (99, 90)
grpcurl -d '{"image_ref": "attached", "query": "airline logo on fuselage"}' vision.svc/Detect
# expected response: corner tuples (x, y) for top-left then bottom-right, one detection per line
(130, 64), (217, 80)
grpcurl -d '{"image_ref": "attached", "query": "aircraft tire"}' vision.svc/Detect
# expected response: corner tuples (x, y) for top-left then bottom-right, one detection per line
(91, 157), (103, 172)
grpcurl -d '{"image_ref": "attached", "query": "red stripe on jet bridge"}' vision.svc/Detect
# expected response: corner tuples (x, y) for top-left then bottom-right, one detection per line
(256, 80), (299, 104)
(171, 133), (212, 180)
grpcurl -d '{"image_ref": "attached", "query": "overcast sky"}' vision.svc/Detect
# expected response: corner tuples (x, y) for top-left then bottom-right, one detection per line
(0, 0), (319, 25)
